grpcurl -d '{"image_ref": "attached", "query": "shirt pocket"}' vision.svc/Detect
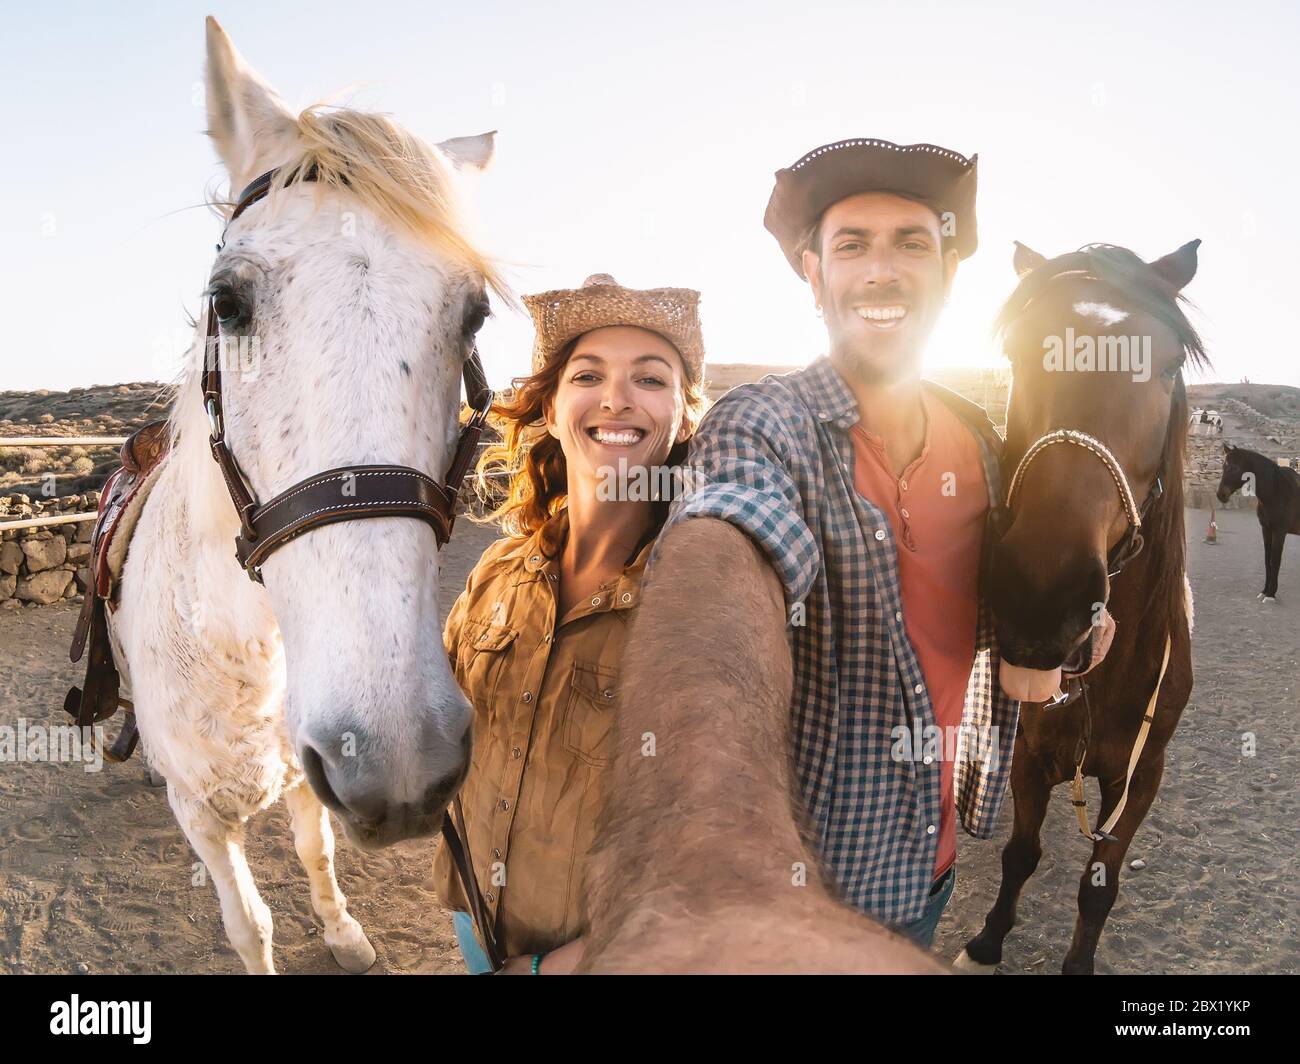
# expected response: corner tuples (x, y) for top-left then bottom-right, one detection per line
(563, 661), (618, 768)
(459, 620), (519, 709)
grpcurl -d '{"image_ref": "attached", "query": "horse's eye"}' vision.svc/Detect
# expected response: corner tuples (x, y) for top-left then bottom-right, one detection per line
(462, 297), (490, 338)
(212, 289), (243, 325)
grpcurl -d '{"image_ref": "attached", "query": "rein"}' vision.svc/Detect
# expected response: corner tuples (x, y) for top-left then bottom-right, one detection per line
(205, 165), (501, 966)
(1069, 635), (1171, 842)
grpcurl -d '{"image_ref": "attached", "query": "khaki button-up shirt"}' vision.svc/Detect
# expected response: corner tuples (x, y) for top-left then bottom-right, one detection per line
(431, 507), (652, 957)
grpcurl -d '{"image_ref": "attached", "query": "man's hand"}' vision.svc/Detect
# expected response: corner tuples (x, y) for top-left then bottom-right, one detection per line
(578, 517), (945, 974)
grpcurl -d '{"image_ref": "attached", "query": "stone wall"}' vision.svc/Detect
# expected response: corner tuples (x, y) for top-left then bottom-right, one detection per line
(0, 492), (98, 610)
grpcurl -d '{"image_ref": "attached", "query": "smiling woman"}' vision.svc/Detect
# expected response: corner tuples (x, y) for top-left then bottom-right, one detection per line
(428, 273), (707, 973)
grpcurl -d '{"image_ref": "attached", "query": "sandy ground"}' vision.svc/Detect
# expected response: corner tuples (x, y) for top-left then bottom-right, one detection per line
(1, 508), (1296, 975)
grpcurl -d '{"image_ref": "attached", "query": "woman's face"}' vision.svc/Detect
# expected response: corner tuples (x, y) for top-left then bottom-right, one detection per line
(545, 325), (691, 485)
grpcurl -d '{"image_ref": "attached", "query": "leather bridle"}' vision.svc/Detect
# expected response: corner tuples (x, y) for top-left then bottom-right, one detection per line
(1001, 264), (1173, 580)
(1005, 427), (1166, 579)
(203, 167), (494, 583)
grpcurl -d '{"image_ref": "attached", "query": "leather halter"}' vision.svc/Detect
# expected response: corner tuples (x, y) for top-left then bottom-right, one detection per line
(1002, 263), (1173, 580)
(1005, 428), (1166, 579)
(203, 167), (494, 583)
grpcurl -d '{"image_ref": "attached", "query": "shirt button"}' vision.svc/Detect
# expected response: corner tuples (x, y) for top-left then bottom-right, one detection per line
(895, 610), (903, 623)
(499, 799), (510, 811)
(591, 596), (601, 606)
(478, 632), (487, 642)
(602, 689), (614, 700)
(926, 824), (936, 836)
(900, 507), (910, 519)
(511, 746), (521, 759)
(922, 754), (934, 765)
(899, 479), (908, 491)
(874, 529), (886, 541)
(621, 592), (632, 603)
(544, 633), (553, 643)
(522, 691), (532, 703)
(529, 555), (540, 563)
(914, 683), (924, 695)
(548, 572), (557, 581)
(492, 847), (502, 859)
(485, 890), (495, 902)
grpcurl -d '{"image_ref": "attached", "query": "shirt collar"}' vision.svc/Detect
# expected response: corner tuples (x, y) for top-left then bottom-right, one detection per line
(519, 505), (654, 611)
(790, 355), (861, 429)
(522, 506), (569, 572)
(791, 355), (1004, 452)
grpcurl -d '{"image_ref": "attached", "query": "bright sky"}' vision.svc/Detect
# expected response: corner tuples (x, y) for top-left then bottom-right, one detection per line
(4, 0), (1298, 392)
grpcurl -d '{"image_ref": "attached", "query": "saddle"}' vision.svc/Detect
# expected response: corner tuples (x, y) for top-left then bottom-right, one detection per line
(64, 419), (171, 762)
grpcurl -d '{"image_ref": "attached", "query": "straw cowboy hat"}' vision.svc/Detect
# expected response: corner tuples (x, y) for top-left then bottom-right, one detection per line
(522, 274), (705, 383)
(763, 138), (979, 278)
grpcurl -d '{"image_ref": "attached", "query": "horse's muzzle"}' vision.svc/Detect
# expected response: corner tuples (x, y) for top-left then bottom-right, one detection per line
(990, 541), (1109, 671)
(297, 712), (472, 849)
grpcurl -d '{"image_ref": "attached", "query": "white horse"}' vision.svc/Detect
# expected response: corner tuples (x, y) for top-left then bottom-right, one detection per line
(109, 17), (504, 973)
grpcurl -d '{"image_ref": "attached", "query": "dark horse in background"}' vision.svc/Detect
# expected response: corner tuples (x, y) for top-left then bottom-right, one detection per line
(957, 240), (1204, 975)
(1216, 444), (1300, 603)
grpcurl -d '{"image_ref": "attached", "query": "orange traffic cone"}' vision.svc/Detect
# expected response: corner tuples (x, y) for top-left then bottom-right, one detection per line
(1205, 505), (1218, 544)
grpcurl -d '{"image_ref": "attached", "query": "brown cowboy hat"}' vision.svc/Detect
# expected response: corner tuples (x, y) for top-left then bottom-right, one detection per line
(522, 274), (705, 383)
(763, 138), (979, 278)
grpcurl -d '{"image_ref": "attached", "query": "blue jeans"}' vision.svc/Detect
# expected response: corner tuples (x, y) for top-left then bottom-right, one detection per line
(895, 867), (955, 949)
(453, 911), (494, 974)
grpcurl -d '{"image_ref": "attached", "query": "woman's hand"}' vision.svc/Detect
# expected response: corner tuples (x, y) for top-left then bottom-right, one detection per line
(494, 954), (538, 975)
(493, 938), (585, 975)
(536, 937), (585, 974)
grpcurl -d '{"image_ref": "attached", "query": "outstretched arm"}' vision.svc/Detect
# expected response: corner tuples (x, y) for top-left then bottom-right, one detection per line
(579, 517), (944, 974)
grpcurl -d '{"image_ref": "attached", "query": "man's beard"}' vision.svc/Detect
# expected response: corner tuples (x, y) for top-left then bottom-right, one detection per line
(832, 341), (909, 385)
(829, 323), (926, 387)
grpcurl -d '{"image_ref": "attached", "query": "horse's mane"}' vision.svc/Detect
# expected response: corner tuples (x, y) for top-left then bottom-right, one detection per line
(1141, 373), (1191, 631)
(209, 104), (509, 304)
(995, 244), (1209, 372)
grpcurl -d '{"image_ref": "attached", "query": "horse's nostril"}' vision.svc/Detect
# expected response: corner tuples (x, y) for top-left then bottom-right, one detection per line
(300, 744), (346, 816)
(421, 760), (470, 816)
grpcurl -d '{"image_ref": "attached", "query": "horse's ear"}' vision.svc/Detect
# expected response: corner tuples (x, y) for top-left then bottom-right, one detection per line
(436, 131), (497, 172)
(204, 16), (299, 192)
(1148, 239), (1201, 292)
(1013, 241), (1047, 278)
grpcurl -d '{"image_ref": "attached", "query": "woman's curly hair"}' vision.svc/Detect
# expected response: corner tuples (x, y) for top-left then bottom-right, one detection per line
(473, 335), (708, 540)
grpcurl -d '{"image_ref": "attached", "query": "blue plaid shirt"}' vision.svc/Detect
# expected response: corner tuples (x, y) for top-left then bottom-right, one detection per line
(652, 355), (1020, 924)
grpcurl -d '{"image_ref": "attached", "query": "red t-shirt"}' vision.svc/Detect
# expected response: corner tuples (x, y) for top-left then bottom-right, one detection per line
(849, 391), (987, 880)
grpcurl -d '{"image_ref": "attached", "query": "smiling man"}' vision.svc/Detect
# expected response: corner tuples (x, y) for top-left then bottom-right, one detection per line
(613, 139), (1022, 950)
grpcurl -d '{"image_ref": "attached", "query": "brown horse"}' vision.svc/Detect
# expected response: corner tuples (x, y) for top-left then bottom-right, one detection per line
(1216, 444), (1300, 602)
(957, 240), (1205, 975)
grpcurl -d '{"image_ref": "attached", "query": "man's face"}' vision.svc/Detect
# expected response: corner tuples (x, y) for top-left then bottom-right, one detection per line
(803, 191), (959, 386)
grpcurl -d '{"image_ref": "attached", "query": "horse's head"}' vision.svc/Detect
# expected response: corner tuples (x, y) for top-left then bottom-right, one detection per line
(993, 240), (1204, 701)
(1217, 443), (1251, 504)
(197, 18), (504, 846)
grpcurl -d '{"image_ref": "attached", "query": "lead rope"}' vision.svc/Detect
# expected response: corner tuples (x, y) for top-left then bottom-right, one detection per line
(440, 798), (504, 971)
(1071, 633), (1172, 842)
